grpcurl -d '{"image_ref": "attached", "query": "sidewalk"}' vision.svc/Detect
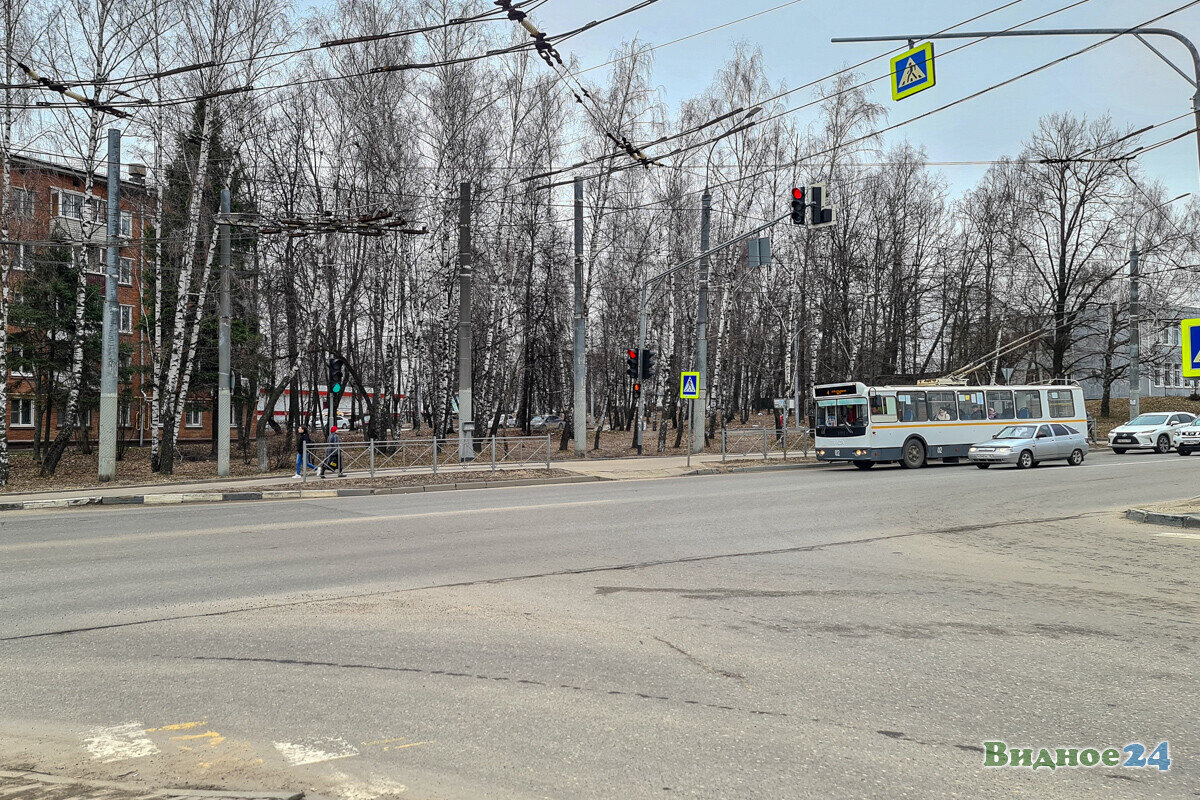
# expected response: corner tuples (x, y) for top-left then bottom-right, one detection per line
(0, 451), (819, 510)
(0, 769), (306, 800)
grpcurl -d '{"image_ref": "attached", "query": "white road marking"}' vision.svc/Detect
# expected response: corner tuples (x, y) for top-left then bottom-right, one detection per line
(275, 736), (360, 766)
(331, 770), (407, 799)
(84, 723), (159, 762)
(1154, 531), (1200, 540)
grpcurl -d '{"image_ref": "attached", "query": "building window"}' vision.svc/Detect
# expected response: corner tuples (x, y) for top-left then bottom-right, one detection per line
(119, 304), (133, 333)
(13, 187), (34, 217)
(7, 243), (32, 271)
(120, 405), (132, 427)
(58, 409), (90, 429)
(55, 189), (87, 220)
(119, 257), (133, 285)
(120, 212), (132, 238)
(185, 408), (203, 428)
(11, 398), (34, 428)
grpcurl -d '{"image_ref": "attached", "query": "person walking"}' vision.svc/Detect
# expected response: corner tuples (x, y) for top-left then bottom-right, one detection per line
(320, 424), (344, 478)
(295, 425), (316, 478)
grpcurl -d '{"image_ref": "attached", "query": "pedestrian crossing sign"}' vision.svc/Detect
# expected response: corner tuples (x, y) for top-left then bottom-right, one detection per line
(680, 371), (700, 400)
(1183, 319), (1200, 378)
(890, 42), (935, 101)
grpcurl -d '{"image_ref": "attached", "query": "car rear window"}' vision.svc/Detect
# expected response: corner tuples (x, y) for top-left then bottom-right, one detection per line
(1051, 424), (1077, 436)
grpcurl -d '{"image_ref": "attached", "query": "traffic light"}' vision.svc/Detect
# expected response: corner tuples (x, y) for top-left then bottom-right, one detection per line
(790, 187), (805, 225)
(626, 349), (639, 379)
(808, 183), (836, 229)
(328, 357), (345, 394)
(632, 381), (641, 394)
(642, 349), (658, 379)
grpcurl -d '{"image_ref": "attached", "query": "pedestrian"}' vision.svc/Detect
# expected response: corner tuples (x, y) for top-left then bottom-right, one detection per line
(295, 425), (316, 478)
(320, 425), (344, 478)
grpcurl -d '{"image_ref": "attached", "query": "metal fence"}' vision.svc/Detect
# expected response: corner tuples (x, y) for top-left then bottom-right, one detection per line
(302, 435), (553, 483)
(719, 427), (811, 462)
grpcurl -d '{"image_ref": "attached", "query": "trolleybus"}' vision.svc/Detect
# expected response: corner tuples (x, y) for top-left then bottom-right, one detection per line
(813, 381), (1087, 469)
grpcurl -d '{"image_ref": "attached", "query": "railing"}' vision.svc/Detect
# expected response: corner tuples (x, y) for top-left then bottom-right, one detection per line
(301, 435), (553, 483)
(720, 427), (811, 462)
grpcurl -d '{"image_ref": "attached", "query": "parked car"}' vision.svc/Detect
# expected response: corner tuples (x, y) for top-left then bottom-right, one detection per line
(531, 415), (565, 431)
(1173, 417), (1200, 455)
(1108, 412), (1196, 454)
(968, 423), (1089, 469)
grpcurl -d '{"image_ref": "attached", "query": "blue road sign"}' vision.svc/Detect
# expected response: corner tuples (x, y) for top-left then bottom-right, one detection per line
(891, 43), (935, 101)
(680, 371), (700, 400)
(1184, 319), (1200, 378)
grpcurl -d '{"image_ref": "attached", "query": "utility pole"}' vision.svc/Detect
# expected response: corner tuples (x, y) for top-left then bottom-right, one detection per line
(97, 128), (120, 482)
(217, 188), (231, 476)
(693, 190), (711, 453)
(572, 177), (586, 457)
(1129, 235), (1141, 422)
(458, 181), (474, 461)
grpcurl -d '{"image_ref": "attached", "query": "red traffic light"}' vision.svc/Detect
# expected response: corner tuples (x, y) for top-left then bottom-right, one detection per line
(627, 349), (638, 359)
(791, 187), (805, 201)
(633, 382), (641, 393)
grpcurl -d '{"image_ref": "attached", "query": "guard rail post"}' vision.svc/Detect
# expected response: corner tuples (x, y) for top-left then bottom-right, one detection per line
(491, 436), (497, 471)
(302, 441), (308, 484)
(783, 418), (789, 460)
(369, 441), (376, 478)
(721, 429), (727, 462)
(432, 437), (438, 475)
(762, 428), (769, 460)
(546, 433), (552, 469)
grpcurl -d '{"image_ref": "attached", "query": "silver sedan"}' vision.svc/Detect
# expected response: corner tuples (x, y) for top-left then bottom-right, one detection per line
(967, 423), (1089, 469)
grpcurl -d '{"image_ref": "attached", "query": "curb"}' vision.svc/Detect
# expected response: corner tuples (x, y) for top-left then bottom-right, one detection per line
(685, 460), (826, 477)
(1, 474), (606, 513)
(0, 768), (306, 799)
(1125, 508), (1200, 528)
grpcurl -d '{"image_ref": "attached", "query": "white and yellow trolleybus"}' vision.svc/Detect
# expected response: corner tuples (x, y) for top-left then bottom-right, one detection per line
(813, 381), (1088, 469)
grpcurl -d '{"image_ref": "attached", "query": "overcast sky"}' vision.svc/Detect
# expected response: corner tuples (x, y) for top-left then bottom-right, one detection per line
(493, 0), (1200, 199)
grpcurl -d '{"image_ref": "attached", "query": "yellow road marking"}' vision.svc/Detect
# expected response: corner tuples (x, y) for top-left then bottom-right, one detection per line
(146, 721), (206, 732)
(1154, 531), (1200, 540)
(384, 741), (433, 751)
(170, 731), (225, 747)
(361, 737), (409, 747)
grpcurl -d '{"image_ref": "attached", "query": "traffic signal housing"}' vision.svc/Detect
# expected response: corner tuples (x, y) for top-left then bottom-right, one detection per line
(808, 183), (836, 229)
(328, 357), (345, 394)
(626, 349), (639, 380)
(642, 350), (658, 379)
(790, 187), (806, 225)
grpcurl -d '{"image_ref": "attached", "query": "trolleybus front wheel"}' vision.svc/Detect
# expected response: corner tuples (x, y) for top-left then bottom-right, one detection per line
(853, 461), (874, 470)
(899, 438), (926, 470)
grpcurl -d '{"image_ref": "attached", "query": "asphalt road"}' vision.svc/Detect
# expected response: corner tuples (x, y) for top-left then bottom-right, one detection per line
(1, 449), (1198, 799)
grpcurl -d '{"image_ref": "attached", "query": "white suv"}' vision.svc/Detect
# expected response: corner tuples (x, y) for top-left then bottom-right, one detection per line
(1173, 418), (1200, 456)
(1108, 412), (1196, 454)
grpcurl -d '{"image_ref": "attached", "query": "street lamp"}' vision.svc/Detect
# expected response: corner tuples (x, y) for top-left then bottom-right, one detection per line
(1129, 191), (1190, 422)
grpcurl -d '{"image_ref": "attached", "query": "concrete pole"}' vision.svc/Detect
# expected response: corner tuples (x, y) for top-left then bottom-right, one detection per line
(97, 128), (120, 481)
(693, 190), (710, 453)
(634, 283), (648, 454)
(217, 188), (231, 476)
(573, 177), (586, 457)
(458, 182), (474, 461)
(1129, 237), (1141, 422)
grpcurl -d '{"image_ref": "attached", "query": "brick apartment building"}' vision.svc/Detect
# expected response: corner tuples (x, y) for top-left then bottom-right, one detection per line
(4, 153), (212, 448)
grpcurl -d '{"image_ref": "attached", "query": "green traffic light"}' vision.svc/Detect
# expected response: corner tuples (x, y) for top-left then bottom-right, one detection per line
(332, 383), (342, 393)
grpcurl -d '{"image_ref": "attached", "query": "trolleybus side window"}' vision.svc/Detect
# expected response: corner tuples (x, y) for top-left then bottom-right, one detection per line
(986, 390), (1015, 420)
(869, 395), (898, 422)
(1047, 389), (1075, 419)
(897, 391), (926, 422)
(957, 391), (985, 420)
(1014, 390), (1042, 419)
(926, 391), (958, 421)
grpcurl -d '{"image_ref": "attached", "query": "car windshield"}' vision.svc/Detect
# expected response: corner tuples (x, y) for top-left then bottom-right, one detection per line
(1129, 414), (1169, 426)
(994, 425), (1037, 440)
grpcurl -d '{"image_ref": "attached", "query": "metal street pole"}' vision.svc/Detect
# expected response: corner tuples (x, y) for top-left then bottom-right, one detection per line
(1129, 235), (1141, 422)
(458, 181), (474, 461)
(693, 190), (711, 453)
(1126, 191), (1188, 421)
(97, 128), (120, 482)
(634, 282), (648, 454)
(573, 177), (586, 457)
(217, 188), (231, 476)
(832, 26), (1200, 189)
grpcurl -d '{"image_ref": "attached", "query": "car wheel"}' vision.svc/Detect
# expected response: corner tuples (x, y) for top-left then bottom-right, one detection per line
(1068, 448), (1084, 466)
(1179, 447), (1192, 456)
(975, 463), (990, 470)
(853, 461), (874, 470)
(1156, 434), (1171, 454)
(1017, 450), (1035, 469)
(1112, 447), (1128, 454)
(899, 438), (926, 469)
